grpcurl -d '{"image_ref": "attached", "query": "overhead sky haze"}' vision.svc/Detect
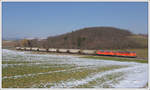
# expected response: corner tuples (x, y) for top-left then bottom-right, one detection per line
(2, 2), (148, 40)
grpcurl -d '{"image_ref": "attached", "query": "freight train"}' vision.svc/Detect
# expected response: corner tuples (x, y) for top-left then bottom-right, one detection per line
(96, 50), (136, 58)
(16, 47), (136, 58)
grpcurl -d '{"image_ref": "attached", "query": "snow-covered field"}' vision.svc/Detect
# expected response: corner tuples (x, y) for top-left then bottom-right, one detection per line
(2, 49), (148, 88)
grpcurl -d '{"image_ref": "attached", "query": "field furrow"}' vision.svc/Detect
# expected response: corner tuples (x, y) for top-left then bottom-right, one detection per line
(2, 49), (148, 88)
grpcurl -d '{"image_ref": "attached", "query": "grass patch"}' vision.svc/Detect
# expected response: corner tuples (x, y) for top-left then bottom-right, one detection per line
(126, 48), (148, 58)
(81, 56), (148, 63)
(2, 65), (127, 88)
(2, 60), (35, 64)
(2, 64), (76, 77)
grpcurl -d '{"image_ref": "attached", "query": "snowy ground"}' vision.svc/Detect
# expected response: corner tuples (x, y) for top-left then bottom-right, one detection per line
(2, 49), (148, 88)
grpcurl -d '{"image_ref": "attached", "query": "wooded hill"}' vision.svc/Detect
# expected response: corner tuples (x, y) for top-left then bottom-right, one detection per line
(15, 27), (148, 50)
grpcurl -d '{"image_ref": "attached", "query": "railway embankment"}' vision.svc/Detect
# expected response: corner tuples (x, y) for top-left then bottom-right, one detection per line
(81, 56), (148, 63)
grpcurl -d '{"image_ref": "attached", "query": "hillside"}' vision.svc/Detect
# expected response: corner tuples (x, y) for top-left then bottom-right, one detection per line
(14, 27), (148, 50)
(44, 27), (147, 49)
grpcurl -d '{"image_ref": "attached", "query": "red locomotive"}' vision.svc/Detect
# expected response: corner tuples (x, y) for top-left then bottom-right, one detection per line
(96, 50), (136, 57)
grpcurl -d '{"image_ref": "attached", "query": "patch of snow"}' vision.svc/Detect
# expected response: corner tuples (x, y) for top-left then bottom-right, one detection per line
(50, 64), (148, 88)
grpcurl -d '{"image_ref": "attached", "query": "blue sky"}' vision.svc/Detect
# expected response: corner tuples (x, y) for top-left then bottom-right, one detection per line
(2, 2), (148, 39)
